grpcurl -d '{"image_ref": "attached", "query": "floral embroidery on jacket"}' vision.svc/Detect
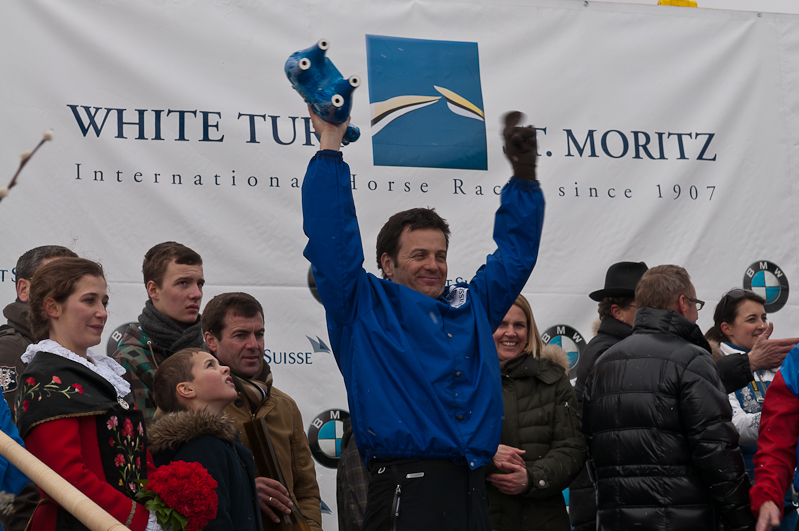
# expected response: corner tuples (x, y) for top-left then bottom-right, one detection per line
(106, 415), (145, 496)
(14, 375), (85, 423)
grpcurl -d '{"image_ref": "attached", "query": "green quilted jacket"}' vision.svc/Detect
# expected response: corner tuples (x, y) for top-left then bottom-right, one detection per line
(487, 345), (587, 531)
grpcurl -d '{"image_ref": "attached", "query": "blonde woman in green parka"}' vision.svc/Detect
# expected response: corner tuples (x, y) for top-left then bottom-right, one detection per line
(486, 294), (587, 531)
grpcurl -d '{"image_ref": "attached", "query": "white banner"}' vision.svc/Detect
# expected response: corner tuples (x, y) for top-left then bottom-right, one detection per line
(2, 1), (799, 527)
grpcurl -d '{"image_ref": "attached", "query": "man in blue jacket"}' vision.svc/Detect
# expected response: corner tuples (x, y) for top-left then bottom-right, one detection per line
(302, 110), (545, 531)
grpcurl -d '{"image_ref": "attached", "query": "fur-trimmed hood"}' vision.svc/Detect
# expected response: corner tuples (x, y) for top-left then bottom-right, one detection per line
(504, 344), (572, 383)
(147, 409), (239, 455)
(540, 344), (570, 373)
(706, 338), (724, 361)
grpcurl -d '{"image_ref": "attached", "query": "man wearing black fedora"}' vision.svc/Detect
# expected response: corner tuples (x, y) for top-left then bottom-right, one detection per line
(574, 261), (648, 409)
(569, 261), (647, 531)
(572, 260), (791, 404)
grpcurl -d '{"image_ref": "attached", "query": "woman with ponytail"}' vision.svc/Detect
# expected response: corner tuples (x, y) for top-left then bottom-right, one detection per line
(705, 289), (798, 530)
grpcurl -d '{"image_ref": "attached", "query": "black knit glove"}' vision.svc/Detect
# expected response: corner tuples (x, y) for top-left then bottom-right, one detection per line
(502, 111), (537, 181)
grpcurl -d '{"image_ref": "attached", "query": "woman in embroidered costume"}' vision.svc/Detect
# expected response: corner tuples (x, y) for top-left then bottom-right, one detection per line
(147, 349), (262, 530)
(16, 258), (164, 531)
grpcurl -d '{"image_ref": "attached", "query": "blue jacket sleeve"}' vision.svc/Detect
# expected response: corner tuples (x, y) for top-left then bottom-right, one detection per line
(469, 177), (545, 331)
(302, 150), (371, 326)
(0, 396), (29, 495)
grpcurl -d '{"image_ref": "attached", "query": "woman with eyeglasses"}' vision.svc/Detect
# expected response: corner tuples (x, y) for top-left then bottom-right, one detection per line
(705, 289), (797, 530)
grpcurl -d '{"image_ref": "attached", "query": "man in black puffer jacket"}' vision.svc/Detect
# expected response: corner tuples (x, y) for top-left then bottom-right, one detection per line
(570, 261), (647, 531)
(582, 265), (755, 531)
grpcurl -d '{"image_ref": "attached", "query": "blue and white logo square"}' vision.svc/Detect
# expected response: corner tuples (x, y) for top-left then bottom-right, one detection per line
(366, 35), (487, 170)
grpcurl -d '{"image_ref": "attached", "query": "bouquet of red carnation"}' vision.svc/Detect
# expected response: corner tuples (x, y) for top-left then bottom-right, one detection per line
(135, 461), (218, 531)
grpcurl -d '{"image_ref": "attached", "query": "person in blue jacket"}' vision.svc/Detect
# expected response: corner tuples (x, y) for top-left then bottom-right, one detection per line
(0, 393), (30, 523)
(302, 109), (545, 531)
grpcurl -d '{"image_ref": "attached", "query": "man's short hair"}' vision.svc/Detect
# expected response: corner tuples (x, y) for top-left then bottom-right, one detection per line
(375, 208), (451, 278)
(201, 292), (264, 341)
(152, 348), (203, 413)
(15, 245), (77, 281)
(635, 265), (692, 311)
(597, 296), (635, 321)
(142, 242), (202, 288)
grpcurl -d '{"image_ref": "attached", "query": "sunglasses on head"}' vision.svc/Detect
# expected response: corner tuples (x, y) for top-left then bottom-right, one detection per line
(720, 288), (757, 317)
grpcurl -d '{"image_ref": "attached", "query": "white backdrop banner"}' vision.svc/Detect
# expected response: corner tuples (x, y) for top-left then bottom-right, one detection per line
(2, 1), (799, 527)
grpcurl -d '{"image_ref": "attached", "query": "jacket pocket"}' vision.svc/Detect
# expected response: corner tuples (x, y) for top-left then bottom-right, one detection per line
(564, 402), (578, 438)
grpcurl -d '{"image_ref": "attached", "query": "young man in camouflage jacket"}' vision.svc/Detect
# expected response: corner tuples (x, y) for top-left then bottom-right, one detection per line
(112, 241), (205, 418)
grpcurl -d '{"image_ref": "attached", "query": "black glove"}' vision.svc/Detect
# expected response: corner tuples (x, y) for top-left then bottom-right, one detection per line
(502, 111), (537, 181)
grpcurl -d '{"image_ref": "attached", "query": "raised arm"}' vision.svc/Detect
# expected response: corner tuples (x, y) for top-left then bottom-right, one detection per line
(302, 110), (369, 326)
(469, 112), (545, 329)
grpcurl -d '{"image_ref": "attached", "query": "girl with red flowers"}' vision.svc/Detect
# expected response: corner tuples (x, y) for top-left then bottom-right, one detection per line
(16, 257), (164, 531)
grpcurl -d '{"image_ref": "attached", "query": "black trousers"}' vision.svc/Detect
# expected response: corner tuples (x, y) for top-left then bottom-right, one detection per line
(362, 458), (491, 531)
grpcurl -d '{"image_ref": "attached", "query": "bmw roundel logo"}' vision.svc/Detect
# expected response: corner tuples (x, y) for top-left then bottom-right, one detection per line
(308, 409), (349, 468)
(106, 322), (136, 356)
(541, 324), (587, 377)
(744, 261), (789, 313)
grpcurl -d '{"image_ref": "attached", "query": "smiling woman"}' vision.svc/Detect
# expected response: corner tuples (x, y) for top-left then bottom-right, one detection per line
(703, 289), (798, 529)
(703, 290), (799, 523)
(486, 294), (586, 531)
(16, 257), (163, 531)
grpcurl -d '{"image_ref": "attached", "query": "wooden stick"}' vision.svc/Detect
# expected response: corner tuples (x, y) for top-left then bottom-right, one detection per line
(0, 430), (132, 531)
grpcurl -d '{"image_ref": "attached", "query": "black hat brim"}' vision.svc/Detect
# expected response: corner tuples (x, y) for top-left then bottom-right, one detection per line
(589, 288), (637, 302)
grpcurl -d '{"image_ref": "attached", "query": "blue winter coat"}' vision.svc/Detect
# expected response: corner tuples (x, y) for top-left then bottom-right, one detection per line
(302, 150), (545, 469)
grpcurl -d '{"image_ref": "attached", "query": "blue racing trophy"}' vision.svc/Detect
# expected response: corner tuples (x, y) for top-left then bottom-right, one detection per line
(285, 39), (361, 145)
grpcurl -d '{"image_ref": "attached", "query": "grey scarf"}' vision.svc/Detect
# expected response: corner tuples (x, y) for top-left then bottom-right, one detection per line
(138, 300), (204, 353)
